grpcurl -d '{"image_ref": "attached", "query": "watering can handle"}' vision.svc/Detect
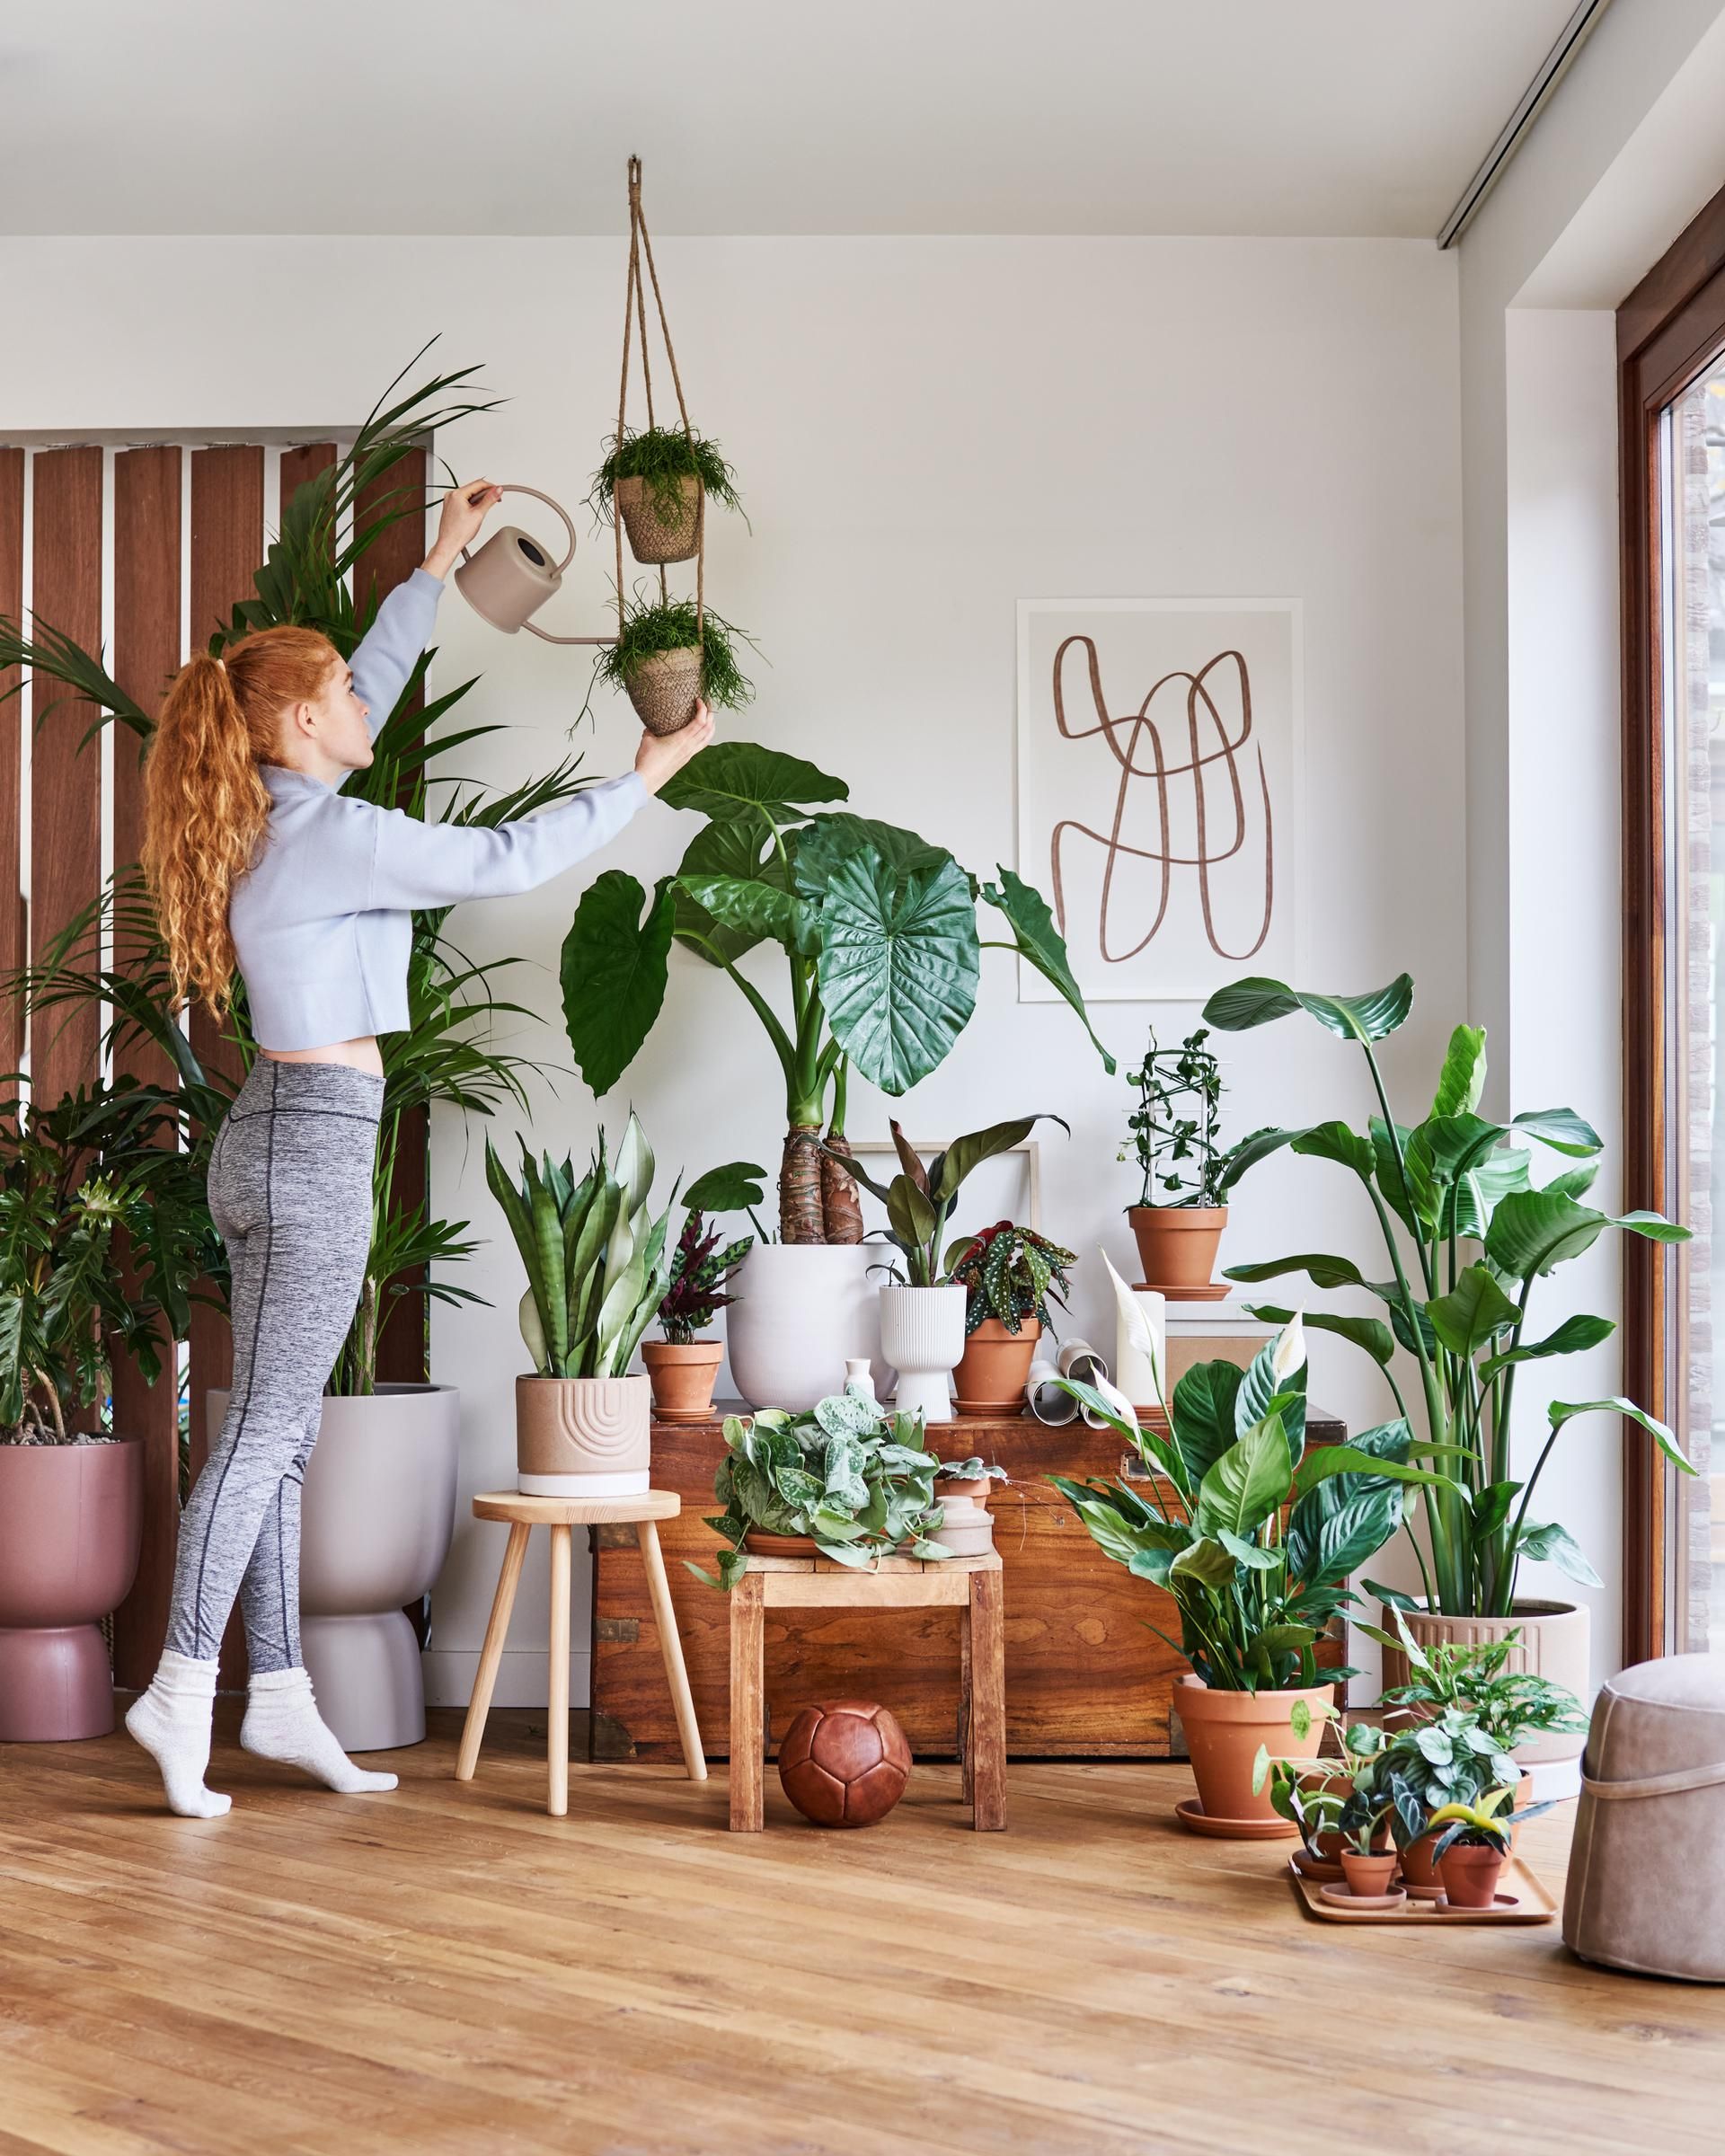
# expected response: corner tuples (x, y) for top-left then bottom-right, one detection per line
(457, 484), (614, 646)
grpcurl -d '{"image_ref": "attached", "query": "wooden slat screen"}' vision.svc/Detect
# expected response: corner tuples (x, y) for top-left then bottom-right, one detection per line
(1, 435), (431, 1687)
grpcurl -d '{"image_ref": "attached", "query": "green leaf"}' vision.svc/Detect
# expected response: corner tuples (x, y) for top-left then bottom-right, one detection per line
(1470, 1480), (1522, 1536)
(1291, 1487), (1402, 1588)
(1508, 1108), (1603, 1158)
(1426, 1264), (1522, 1358)
(1224, 1251), (1368, 1291)
(1547, 1397), (1696, 1475)
(1200, 978), (1301, 1030)
(670, 810), (785, 964)
(815, 846), (980, 1096)
(1478, 1312), (1614, 1381)
(1196, 1414), (1293, 1541)
(979, 869), (1116, 1074)
(885, 1177), (939, 1251)
(1169, 1536), (1239, 1589)
(1290, 1121), (1376, 1180)
(682, 1161), (767, 1216)
(677, 871), (809, 956)
(1215, 1124), (1299, 1197)
(1431, 1024), (1487, 1118)
(659, 740), (848, 825)
(1204, 974), (1413, 1044)
(1170, 1360), (1243, 1483)
(1516, 1518), (1605, 1587)
(930, 1115), (1066, 1206)
(1484, 1190), (1610, 1277)
(1243, 1304), (1396, 1368)
(1290, 1441), (1449, 1503)
(795, 812), (951, 888)
(560, 871), (676, 1097)
(1218, 1528), (1283, 1571)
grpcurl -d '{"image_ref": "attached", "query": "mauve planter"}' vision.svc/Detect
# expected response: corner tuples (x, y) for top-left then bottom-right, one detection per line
(0, 1436), (143, 1741)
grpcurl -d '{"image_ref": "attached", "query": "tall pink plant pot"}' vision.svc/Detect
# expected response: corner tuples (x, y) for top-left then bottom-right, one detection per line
(0, 1436), (143, 1741)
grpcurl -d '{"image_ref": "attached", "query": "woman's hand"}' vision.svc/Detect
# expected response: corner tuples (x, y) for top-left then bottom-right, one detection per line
(634, 702), (716, 794)
(422, 480), (504, 579)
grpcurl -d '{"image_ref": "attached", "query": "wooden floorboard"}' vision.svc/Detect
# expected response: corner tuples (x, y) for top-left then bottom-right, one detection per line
(1, 1707), (1720, 2155)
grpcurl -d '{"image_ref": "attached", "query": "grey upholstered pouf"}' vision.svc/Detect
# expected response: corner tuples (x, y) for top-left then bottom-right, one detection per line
(1562, 1652), (1725, 1982)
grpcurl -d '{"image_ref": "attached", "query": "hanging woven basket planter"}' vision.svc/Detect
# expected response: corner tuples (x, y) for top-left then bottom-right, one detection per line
(615, 473), (703, 564)
(624, 645), (705, 735)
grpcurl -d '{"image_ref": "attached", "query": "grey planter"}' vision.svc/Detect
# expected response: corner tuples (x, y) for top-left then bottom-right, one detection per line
(208, 1384), (460, 1750)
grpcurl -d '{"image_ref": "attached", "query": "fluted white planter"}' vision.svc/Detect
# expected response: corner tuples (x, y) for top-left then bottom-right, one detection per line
(879, 1285), (968, 1426)
(726, 1243), (889, 1410)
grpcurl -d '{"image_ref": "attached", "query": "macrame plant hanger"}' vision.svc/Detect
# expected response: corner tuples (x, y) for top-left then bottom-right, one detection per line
(615, 154), (704, 659)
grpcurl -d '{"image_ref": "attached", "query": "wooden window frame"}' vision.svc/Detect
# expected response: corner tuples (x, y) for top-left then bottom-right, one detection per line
(1618, 176), (1725, 1663)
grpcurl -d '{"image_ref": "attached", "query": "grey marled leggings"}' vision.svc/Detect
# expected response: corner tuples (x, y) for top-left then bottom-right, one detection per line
(164, 1058), (381, 1671)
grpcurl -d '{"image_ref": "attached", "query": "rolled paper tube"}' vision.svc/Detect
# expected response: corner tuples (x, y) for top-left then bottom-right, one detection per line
(1057, 1338), (1109, 1383)
(1025, 1360), (1080, 1425)
(1115, 1288), (1166, 1416)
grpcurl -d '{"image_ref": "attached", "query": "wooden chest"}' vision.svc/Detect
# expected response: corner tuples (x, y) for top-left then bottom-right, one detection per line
(589, 1402), (1346, 1763)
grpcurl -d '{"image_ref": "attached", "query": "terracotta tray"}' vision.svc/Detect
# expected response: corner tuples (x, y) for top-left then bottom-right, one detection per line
(1287, 1853), (1557, 1925)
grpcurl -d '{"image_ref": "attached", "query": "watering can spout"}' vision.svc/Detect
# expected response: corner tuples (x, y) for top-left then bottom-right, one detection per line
(453, 484), (606, 646)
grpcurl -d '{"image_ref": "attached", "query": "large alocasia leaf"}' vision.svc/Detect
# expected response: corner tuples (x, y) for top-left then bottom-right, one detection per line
(671, 811), (788, 965)
(814, 844), (979, 1094)
(677, 870), (809, 956)
(659, 741), (847, 826)
(1202, 974), (1413, 1044)
(978, 868), (1116, 1074)
(560, 870), (676, 1097)
(795, 812), (950, 887)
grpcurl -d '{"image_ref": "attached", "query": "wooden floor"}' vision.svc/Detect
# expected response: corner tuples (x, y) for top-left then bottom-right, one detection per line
(2, 1704), (1721, 2156)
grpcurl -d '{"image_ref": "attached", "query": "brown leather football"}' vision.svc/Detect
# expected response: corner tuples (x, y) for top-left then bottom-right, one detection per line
(778, 1701), (913, 1827)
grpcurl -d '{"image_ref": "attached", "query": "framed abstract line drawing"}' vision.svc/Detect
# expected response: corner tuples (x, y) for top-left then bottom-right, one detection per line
(1015, 597), (1302, 1003)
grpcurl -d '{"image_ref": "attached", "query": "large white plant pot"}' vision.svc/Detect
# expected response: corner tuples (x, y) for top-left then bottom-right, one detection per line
(879, 1285), (968, 1426)
(208, 1383), (460, 1753)
(725, 1243), (888, 1411)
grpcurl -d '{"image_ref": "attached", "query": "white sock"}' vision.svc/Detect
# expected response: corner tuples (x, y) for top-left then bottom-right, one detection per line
(240, 1667), (397, 1794)
(124, 1650), (232, 1819)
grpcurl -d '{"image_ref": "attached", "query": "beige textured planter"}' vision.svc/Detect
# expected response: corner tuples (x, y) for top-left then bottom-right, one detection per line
(517, 1374), (651, 1498)
(615, 473), (702, 564)
(1378, 1599), (1590, 1763)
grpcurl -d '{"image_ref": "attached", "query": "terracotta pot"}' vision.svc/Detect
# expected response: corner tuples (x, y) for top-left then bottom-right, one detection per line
(1173, 1674), (1335, 1831)
(0, 1436), (143, 1742)
(516, 1374), (651, 1497)
(642, 1340), (723, 1422)
(742, 1529), (818, 1559)
(1127, 1206), (1227, 1294)
(726, 1243), (888, 1411)
(1438, 1841), (1507, 1909)
(1340, 1850), (1399, 1898)
(206, 1385), (459, 1750)
(1400, 1772), (1534, 1892)
(1295, 1763), (1390, 1857)
(952, 1316), (1040, 1415)
(615, 473), (702, 564)
(1379, 1600), (1590, 1763)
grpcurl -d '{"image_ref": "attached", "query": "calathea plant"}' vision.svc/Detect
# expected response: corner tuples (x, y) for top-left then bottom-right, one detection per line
(485, 1114), (677, 1380)
(559, 742), (1113, 1244)
(833, 1117), (1068, 1287)
(1200, 972), (1694, 1617)
(1050, 1317), (1448, 1691)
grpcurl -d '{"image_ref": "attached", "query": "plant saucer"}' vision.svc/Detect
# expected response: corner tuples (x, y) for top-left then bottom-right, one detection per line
(1320, 1881), (1407, 1912)
(1433, 1893), (1520, 1914)
(1289, 1846), (1344, 1883)
(1174, 1796), (1297, 1840)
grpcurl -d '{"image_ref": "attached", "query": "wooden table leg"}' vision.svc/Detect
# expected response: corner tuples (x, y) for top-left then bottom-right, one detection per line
(969, 1568), (1006, 1831)
(637, 1519), (707, 1783)
(729, 1570), (765, 1832)
(547, 1522), (571, 1818)
(456, 1519), (530, 1783)
(959, 1596), (974, 1805)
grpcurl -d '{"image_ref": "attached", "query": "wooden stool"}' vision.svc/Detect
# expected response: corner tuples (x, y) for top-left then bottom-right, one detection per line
(457, 1491), (706, 1816)
(728, 1549), (1004, 1833)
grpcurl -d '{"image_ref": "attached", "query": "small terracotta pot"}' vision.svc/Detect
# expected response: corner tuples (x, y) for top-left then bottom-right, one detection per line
(615, 473), (702, 564)
(1401, 1772), (1533, 1891)
(742, 1529), (818, 1559)
(1127, 1206), (1227, 1294)
(516, 1374), (651, 1497)
(642, 1340), (723, 1422)
(952, 1316), (1040, 1416)
(1438, 1841), (1507, 1909)
(1340, 1850), (1400, 1898)
(1174, 1674), (1334, 1832)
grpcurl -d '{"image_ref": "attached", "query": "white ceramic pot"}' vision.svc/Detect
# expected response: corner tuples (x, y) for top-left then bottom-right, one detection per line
(932, 1477), (996, 1556)
(207, 1383), (460, 1752)
(879, 1285), (968, 1425)
(1378, 1598), (1591, 1764)
(725, 1243), (888, 1410)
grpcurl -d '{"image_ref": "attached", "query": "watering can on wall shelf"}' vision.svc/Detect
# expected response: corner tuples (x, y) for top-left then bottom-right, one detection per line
(453, 484), (610, 645)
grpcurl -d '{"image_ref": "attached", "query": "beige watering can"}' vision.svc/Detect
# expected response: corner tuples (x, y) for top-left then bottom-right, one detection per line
(453, 484), (607, 645)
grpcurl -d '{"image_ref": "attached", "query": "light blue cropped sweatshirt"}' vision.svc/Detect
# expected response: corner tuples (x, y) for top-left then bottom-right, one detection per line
(229, 566), (647, 1050)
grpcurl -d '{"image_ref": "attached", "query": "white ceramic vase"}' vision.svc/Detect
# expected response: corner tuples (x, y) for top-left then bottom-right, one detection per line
(879, 1284), (968, 1425)
(725, 1242), (889, 1410)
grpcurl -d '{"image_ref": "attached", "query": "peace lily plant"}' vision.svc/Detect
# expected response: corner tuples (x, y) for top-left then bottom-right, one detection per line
(1201, 973), (1693, 1620)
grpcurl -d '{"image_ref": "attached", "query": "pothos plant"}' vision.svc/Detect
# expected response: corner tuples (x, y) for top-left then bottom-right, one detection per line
(948, 1220), (1075, 1338)
(558, 741), (1114, 1245)
(1201, 972), (1694, 1618)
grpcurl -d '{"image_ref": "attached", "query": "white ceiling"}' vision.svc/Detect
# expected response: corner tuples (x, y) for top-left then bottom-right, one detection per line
(0, 1), (1582, 238)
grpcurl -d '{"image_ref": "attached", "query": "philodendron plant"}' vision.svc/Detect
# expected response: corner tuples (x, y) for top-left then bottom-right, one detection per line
(833, 1116), (1068, 1286)
(558, 742), (1113, 1245)
(691, 1388), (966, 1590)
(1051, 1315), (1448, 1691)
(485, 1113), (677, 1380)
(1200, 972), (1694, 1618)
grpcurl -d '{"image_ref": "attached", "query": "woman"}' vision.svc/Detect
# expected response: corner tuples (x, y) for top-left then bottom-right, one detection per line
(125, 480), (713, 1817)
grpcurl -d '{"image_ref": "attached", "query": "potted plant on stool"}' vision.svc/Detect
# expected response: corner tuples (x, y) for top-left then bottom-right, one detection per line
(948, 1220), (1075, 1416)
(486, 1113), (677, 1496)
(642, 1161), (763, 1421)
(1050, 1313), (1448, 1833)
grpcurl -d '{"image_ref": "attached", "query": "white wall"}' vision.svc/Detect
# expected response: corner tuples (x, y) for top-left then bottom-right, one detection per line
(1, 233), (1464, 1704)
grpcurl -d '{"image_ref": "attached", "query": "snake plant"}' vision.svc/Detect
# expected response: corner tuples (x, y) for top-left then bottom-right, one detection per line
(484, 1112), (677, 1380)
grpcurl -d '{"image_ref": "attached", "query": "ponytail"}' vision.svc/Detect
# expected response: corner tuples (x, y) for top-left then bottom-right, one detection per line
(142, 625), (340, 1014)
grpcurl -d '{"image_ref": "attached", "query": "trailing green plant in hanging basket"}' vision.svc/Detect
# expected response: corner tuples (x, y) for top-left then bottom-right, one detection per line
(589, 425), (745, 563)
(593, 595), (756, 735)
